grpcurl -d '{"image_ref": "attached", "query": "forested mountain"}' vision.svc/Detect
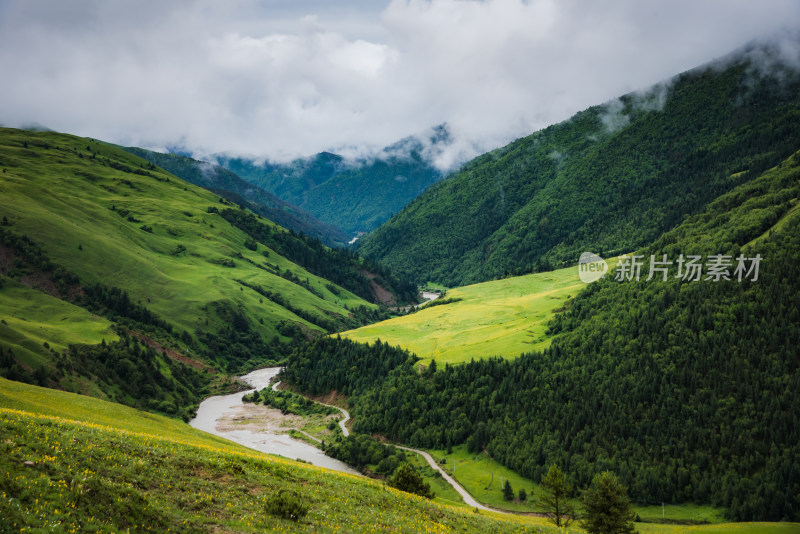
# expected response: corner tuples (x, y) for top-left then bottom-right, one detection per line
(282, 147), (800, 521)
(216, 127), (447, 235)
(0, 127), (412, 418)
(358, 37), (800, 286)
(122, 147), (350, 246)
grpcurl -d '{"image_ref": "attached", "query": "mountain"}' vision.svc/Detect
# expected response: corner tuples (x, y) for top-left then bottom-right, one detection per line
(216, 126), (447, 235)
(357, 37), (800, 286)
(0, 127), (413, 418)
(282, 145), (800, 521)
(122, 147), (350, 247)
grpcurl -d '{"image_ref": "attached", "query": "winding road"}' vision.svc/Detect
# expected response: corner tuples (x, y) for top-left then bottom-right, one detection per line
(292, 389), (501, 513)
(395, 445), (493, 511)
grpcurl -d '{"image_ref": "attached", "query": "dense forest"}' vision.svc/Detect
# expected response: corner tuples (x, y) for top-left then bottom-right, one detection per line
(282, 150), (800, 521)
(358, 41), (800, 286)
(217, 207), (418, 305)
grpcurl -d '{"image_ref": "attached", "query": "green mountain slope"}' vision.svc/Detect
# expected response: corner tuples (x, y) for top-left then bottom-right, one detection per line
(218, 127), (446, 235)
(122, 147), (350, 246)
(282, 147), (800, 521)
(358, 39), (800, 286)
(0, 126), (411, 416)
(0, 378), (547, 533)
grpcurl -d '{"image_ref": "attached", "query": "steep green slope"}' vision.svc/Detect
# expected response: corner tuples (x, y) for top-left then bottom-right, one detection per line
(218, 128), (445, 235)
(0, 126), (409, 416)
(359, 39), (800, 286)
(0, 378), (547, 533)
(282, 148), (800, 521)
(123, 147), (350, 246)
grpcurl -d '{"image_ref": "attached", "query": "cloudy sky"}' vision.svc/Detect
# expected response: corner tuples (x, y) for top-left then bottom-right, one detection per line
(1, 0), (799, 168)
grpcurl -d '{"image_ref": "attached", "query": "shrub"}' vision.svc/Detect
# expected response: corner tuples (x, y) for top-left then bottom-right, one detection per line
(264, 489), (309, 521)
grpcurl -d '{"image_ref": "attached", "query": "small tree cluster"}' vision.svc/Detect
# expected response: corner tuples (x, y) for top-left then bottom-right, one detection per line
(387, 464), (434, 499)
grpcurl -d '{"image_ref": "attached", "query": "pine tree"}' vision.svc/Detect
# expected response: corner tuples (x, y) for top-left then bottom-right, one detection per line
(581, 471), (636, 534)
(502, 479), (514, 501)
(540, 464), (575, 527)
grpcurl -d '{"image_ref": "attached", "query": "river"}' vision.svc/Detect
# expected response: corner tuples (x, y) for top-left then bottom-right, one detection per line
(189, 367), (359, 474)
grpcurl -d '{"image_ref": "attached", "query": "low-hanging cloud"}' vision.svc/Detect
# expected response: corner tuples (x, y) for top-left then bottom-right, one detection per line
(1, 0), (799, 170)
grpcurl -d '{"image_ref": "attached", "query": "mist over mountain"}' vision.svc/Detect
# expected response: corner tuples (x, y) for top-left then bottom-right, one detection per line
(215, 126), (450, 235)
(358, 35), (800, 286)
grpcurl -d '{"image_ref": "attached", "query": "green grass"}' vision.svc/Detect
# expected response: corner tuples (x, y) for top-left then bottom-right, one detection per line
(427, 444), (733, 528)
(428, 444), (544, 513)
(1, 379), (793, 532)
(635, 524), (800, 534)
(0, 277), (117, 367)
(634, 503), (726, 524)
(0, 127), (373, 351)
(343, 259), (618, 365)
(403, 451), (466, 507)
(0, 377), (552, 533)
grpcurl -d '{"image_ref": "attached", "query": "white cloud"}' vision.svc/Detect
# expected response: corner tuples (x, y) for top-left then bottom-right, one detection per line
(1, 0), (798, 169)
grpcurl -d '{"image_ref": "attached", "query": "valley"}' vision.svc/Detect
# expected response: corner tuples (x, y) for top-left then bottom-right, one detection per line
(2, 30), (800, 533)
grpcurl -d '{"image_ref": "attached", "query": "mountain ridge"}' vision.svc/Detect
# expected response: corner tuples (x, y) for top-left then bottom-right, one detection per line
(216, 126), (448, 235)
(357, 37), (800, 286)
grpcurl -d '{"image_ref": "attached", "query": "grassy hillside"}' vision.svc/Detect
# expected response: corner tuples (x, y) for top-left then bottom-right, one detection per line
(342, 261), (615, 365)
(0, 127), (371, 336)
(218, 127), (445, 235)
(123, 147), (350, 246)
(0, 377), (552, 533)
(0, 126), (406, 417)
(358, 38), (800, 286)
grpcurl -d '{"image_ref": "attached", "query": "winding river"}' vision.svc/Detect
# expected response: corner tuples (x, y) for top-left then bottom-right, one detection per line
(189, 367), (358, 474)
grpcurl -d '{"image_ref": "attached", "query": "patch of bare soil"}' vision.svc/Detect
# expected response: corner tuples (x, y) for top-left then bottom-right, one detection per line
(361, 270), (396, 307)
(216, 403), (303, 433)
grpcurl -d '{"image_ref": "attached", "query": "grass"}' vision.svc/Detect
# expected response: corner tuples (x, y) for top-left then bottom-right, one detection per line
(428, 444), (544, 513)
(403, 450), (466, 508)
(0, 277), (117, 368)
(426, 444), (737, 528)
(2, 379), (794, 533)
(0, 127), (373, 352)
(343, 258), (618, 365)
(634, 503), (726, 524)
(0, 377), (553, 533)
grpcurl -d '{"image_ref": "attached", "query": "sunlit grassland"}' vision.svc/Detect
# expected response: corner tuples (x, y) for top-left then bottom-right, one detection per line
(0, 378), (550, 533)
(343, 259), (618, 365)
(0, 127), (372, 346)
(0, 277), (118, 369)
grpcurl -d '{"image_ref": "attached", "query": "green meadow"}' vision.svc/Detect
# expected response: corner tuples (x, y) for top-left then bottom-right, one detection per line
(0, 127), (373, 351)
(0, 377), (550, 533)
(344, 259), (618, 365)
(0, 277), (117, 367)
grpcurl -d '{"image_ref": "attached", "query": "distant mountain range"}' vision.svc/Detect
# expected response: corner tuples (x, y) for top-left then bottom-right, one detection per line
(357, 36), (800, 286)
(215, 126), (449, 235)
